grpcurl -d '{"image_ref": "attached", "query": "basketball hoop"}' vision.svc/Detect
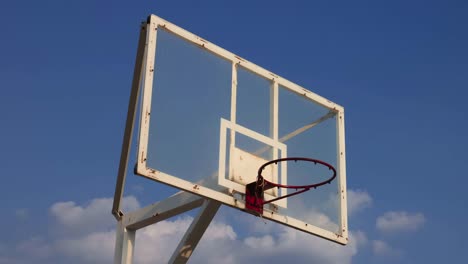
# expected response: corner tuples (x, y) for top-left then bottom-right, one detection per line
(245, 157), (337, 214)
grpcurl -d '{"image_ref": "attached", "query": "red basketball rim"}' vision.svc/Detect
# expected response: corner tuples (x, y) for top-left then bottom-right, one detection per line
(256, 157), (337, 205)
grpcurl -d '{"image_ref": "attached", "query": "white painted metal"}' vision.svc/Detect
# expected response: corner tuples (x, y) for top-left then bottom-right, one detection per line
(230, 147), (273, 186)
(229, 62), (238, 153)
(124, 191), (204, 230)
(169, 200), (221, 263)
(136, 15), (158, 178)
(269, 81), (281, 199)
(112, 23), (147, 219)
(114, 220), (136, 264)
(269, 81), (279, 152)
(337, 110), (348, 242)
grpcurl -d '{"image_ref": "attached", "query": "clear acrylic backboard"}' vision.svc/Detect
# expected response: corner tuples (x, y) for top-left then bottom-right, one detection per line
(134, 15), (348, 244)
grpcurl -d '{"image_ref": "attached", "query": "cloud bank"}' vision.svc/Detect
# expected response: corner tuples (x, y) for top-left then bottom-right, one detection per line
(347, 190), (372, 216)
(376, 211), (425, 233)
(372, 240), (402, 257)
(2, 190), (374, 264)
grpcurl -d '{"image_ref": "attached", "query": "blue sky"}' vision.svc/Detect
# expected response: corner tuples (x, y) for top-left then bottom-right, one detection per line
(1, 0), (467, 263)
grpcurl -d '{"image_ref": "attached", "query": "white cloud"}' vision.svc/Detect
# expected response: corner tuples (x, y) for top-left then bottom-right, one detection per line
(203, 220), (237, 241)
(310, 210), (340, 231)
(352, 230), (368, 247)
(189, 209), (366, 264)
(208, 208), (365, 264)
(16, 237), (52, 260)
(324, 189), (372, 220)
(56, 231), (115, 263)
(347, 190), (372, 216)
(50, 196), (139, 235)
(230, 228), (364, 264)
(133, 218), (191, 264)
(7, 195), (368, 264)
(47, 196), (238, 264)
(244, 235), (275, 248)
(376, 211), (425, 233)
(372, 240), (402, 257)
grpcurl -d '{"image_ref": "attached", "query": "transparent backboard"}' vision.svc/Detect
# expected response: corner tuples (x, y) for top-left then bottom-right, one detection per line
(136, 15), (348, 244)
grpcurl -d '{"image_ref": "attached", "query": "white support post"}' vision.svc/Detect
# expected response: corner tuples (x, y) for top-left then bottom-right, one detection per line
(114, 192), (210, 264)
(114, 220), (136, 264)
(169, 200), (221, 264)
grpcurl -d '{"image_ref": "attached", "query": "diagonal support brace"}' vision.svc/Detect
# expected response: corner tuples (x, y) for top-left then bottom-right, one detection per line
(169, 200), (221, 263)
(124, 191), (205, 230)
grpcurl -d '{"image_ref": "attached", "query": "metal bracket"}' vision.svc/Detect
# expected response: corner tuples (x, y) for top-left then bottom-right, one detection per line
(114, 194), (219, 264)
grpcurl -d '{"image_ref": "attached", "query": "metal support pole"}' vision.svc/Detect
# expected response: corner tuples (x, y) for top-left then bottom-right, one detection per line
(169, 200), (221, 263)
(124, 191), (205, 230)
(112, 22), (148, 219)
(114, 220), (136, 264)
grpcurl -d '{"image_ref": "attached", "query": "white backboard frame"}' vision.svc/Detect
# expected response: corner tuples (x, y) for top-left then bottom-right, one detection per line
(134, 14), (348, 245)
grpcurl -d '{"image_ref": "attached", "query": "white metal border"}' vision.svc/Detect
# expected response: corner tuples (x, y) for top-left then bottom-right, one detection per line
(146, 15), (343, 112)
(136, 16), (157, 179)
(135, 14), (348, 245)
(218, 118), (287, 208)
(336, 110), (348, 241)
